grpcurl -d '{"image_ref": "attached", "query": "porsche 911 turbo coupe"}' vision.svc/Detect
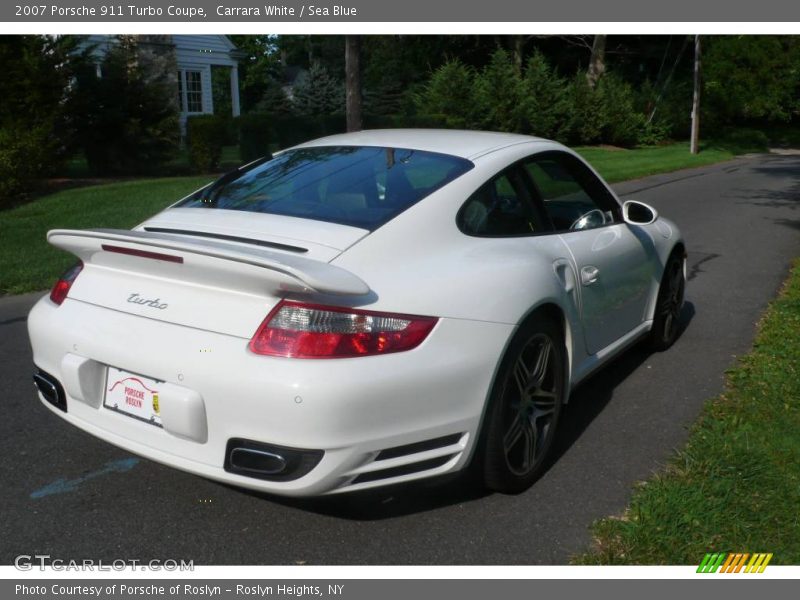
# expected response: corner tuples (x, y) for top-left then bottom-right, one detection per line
(28, 129), (686, 496)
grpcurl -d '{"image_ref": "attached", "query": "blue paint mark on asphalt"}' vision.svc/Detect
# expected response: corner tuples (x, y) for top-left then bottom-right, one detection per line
(30, 457), (140, 499)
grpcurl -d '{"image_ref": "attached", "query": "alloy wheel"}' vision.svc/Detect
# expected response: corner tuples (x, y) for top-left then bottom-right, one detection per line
(501, 333), (559, 476)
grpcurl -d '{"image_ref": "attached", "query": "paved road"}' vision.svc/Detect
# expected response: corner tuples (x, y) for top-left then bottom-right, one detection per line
(2, 154), (799, 565)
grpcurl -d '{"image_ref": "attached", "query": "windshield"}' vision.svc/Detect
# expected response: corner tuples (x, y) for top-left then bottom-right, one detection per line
(178, 146), (473, 231)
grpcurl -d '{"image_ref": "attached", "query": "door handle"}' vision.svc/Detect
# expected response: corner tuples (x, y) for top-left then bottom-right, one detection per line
(581, 266), (600, 286)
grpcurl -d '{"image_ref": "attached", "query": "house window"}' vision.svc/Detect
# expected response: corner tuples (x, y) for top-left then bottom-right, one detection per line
(178, 69), (204, 113)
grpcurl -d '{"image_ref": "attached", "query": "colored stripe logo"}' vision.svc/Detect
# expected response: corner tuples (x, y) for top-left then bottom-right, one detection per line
(697, 552), (773, 573)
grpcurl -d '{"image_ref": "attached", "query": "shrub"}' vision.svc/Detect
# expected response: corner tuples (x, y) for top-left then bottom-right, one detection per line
(713, 128), (770, 153)
(253, 79), (293, 115)
(238, 113), (348, 160)
(472, 49), (524, 132)
(564, 72), (605, 145)
(519, 51), (571, 140)
(363, 114), (450, 129)
(596, 74), (647, 147)
(564, 72), (649, 147)
(0, 124), (55, 209)
(237, 113), (275, 162)
(291, 63), (345, 116)
(271, 115), (345, 147)
(70, 36), (179, 175)
(187, 115), (228, 172)
(635, 78), (689, 142)
(415, 60), (477, 129)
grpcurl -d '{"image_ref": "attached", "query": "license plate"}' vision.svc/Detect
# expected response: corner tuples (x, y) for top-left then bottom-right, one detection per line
(104, 367), (163, 427)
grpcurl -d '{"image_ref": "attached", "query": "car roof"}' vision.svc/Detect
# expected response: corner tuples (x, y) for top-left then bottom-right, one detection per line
(292, 129), (553, 161)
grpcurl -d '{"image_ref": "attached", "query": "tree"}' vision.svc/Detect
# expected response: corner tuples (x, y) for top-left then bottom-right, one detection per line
(690, 35), (701, 155)
(252, 78), (293, 114)
(0, 35), (79, 205)
(345, 35), (362, 131)
(415, 60), (477, 128)
(586, 35), (607, 89)
(472, 49), (523, 132)
(69, 35), (179, 175)
(227, 35), (282, 113)
(291, 63), (344, 116)
(519, 52), (570, 139)
(702, 36), (800, 125)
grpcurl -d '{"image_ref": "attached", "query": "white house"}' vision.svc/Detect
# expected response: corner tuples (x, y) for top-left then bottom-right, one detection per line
(82, 35), (243, 132)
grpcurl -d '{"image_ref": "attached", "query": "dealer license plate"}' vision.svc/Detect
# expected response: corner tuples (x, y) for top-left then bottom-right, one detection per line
(104, 367), (163, 427)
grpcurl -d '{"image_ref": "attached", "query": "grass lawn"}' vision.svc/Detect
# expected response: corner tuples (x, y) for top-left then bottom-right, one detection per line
(577, 143), (741, 183)
(575, 259), (800, 565)
(0, 176), (211, 295)
(0, 141), (760, 295)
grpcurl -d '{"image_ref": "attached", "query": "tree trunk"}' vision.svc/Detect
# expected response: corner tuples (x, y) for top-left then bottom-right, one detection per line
(512, 35), (524, 74)
(690, 35), (702, 155)
(586, 35), (607, 89)
(345, 35), (362, 132)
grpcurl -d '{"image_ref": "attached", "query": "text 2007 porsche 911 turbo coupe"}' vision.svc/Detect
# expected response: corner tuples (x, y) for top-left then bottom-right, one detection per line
(28, 129), (686, 496)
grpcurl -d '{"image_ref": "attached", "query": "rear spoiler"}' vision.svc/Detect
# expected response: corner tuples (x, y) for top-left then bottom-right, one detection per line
(47, 229), (370, 296)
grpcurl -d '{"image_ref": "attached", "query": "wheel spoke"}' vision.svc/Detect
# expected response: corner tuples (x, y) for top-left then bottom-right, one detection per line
(513, 357), (531, 399)
(521, 418), (537, 470)
(663, 312), (674, 339)
(503, 412), (525, 453)
(532, 392), (556, 417)
(530, 340), (552, 387)
(659, 297), (674, 317)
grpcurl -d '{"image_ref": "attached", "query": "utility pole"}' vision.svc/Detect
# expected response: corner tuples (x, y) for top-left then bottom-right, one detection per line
(345, 35), (362, 132)
(690, 34), (701, 155)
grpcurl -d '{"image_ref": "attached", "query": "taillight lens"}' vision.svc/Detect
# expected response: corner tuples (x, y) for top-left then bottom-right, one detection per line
(49, 261), (83, 306)
(249, 301), (438, 359)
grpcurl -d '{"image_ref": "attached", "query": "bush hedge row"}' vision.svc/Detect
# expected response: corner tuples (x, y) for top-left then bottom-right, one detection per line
(186, 113), (451, 171)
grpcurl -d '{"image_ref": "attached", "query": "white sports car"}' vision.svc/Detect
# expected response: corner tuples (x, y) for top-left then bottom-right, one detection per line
(28, 130), (686, 496)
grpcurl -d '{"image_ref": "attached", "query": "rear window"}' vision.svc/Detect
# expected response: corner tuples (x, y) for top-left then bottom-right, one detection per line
(179, 146), (473, 230)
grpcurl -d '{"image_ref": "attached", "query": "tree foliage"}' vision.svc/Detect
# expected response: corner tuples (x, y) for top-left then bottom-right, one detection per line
(291, 63), (345, 116)
(416, 48), (656, 146)
(0, 35), (78, 206)
(703, 36), (800, 125)
(69, 35), (179, 175)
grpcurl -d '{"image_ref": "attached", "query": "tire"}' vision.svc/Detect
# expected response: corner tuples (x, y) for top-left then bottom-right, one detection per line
(647, 250), (686, 352)
(479, 316), (566, 494)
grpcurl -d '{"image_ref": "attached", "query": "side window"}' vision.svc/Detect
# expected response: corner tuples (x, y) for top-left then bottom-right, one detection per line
(524, 153), (618, 232)
(458, 167), (542, 236)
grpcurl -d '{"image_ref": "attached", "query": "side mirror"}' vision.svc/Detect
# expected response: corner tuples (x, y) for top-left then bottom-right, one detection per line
(622, 200), (658, 225)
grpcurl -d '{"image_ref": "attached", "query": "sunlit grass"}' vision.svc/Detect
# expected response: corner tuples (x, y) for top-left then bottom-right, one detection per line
(575, 260), (800, 564)
(0, 177), (211, 295)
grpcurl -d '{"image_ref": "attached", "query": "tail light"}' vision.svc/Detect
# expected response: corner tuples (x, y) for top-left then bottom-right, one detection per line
(49, 261), (83, 306)
(249, 301), (438, 359)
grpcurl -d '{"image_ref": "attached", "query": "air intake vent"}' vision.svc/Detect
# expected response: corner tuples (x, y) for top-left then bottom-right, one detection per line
(375, 433), (462, 461)
(352, 455), (455, 485)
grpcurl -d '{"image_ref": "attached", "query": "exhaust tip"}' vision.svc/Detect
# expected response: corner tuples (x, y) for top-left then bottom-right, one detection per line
(224, 438), (323, 482)
(33, 369), (67, 412)
(229, 447), (287, 475)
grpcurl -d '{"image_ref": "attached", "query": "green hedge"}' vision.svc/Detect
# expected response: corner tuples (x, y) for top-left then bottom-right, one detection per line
(236, 114), (275, 162)
(236, 113), (451, 161)
(186, 115), (228, 172)
(0, 124), (55, 209)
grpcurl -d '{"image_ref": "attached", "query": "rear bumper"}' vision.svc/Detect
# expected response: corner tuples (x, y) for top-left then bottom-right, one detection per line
(28, 296), (512, 496)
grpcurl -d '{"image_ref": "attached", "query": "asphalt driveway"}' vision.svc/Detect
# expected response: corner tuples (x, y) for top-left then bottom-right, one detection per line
(1, 152), (799, 564)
